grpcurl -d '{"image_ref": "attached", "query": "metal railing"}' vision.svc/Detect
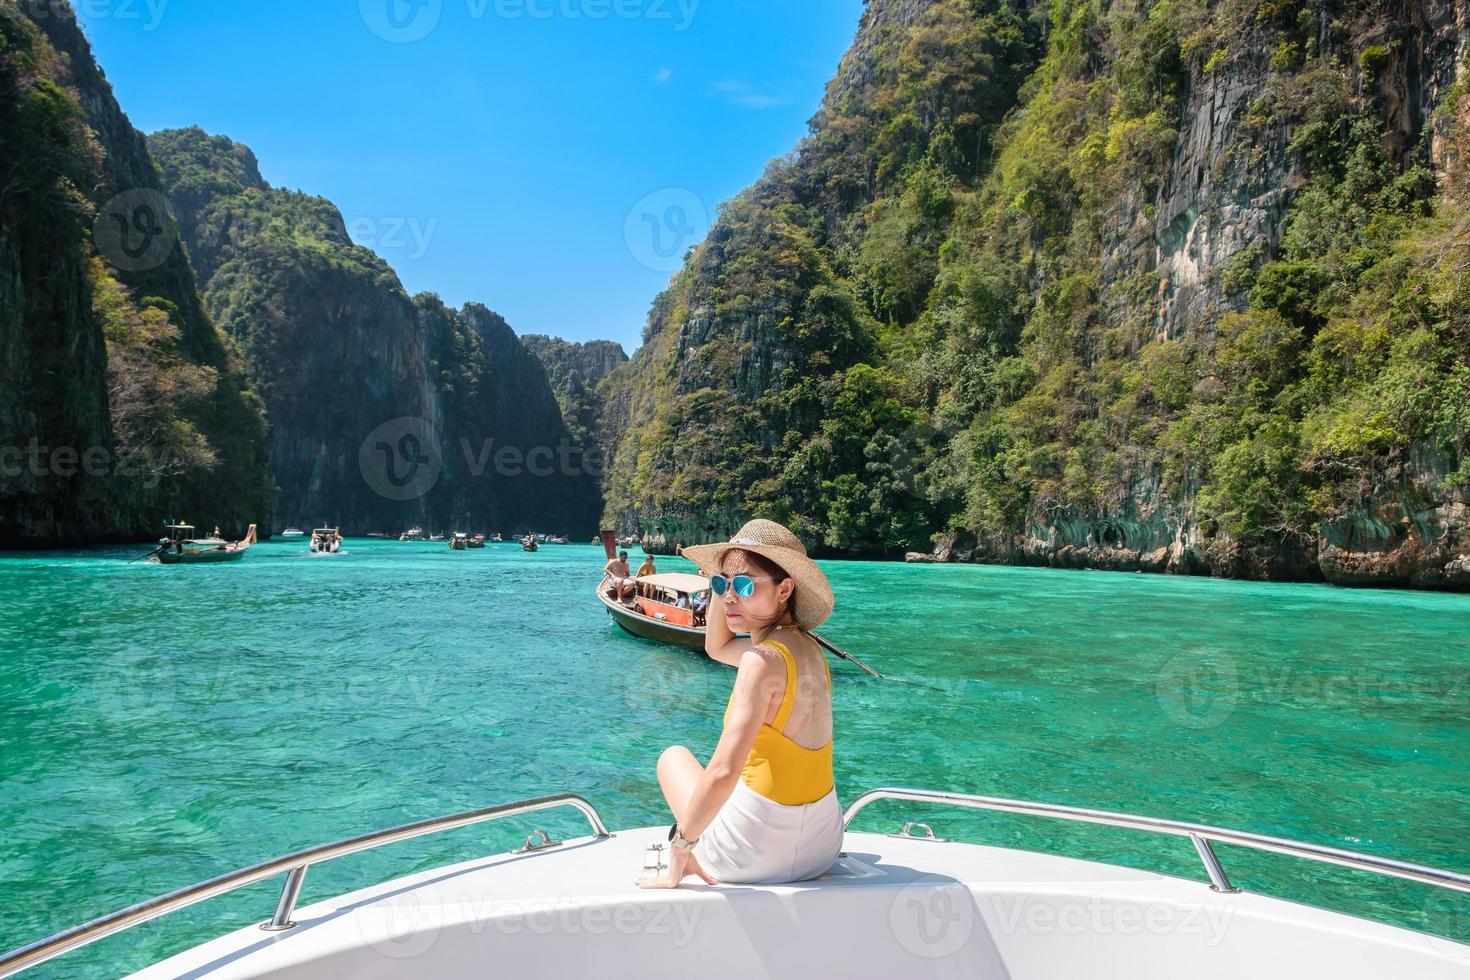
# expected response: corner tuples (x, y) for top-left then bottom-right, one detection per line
(843, 787), (1470, 896)
(8, 786), (1469, 977)
(0, 793), (610, 979)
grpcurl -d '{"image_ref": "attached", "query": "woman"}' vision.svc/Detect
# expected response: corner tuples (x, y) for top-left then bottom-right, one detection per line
(639, 519), (842, 888)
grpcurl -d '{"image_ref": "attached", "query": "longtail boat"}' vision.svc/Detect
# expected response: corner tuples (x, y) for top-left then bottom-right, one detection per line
(151, 524), (256, 565)
(597, 571), (711, 651)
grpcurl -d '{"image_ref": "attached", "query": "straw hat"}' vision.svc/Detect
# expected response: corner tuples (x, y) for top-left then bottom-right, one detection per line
(683, 519), (834, 630)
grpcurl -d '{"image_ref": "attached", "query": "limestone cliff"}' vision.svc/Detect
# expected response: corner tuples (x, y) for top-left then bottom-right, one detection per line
(599, 0), (1470, 590)
(0, 1), (272, 545)
(522, 335), (627, 503)
(149, 127), (600, 536)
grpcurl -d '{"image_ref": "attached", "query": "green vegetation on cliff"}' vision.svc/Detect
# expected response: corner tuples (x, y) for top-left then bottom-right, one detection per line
(601, 0), (1470, 588)
(522, 335), (628, 495)
(0, 2), (272, 543)
(150, 126), (601, 536)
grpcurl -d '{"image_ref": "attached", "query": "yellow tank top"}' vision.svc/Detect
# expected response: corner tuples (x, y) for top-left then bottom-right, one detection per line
(723, 638), (834, 806)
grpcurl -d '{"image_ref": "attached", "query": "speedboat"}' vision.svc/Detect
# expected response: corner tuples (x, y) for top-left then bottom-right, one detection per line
(280, 528), (304, 538)
(309, 528), (342, 554)
(399, 527), (425, 542)
(2, 788), (1465, 978)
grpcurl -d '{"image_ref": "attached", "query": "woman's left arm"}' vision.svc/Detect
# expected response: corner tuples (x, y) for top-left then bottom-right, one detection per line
(639, 648), (778, 889)
(677, 647), (777, 839)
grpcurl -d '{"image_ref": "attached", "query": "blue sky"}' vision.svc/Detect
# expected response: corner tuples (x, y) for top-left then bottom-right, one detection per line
(76, 0), (866, 354)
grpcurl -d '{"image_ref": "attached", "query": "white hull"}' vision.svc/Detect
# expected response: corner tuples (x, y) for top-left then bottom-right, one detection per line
(126, 825), (1469, 979)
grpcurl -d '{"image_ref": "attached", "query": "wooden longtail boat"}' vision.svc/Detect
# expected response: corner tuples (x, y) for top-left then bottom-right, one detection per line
(152, 524), (257, 565)
(597, 572), (712, 651)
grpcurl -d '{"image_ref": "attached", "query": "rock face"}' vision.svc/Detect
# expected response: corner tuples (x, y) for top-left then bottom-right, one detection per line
(0, 3), (273, 545)
(149, 127), (600, 536)
(521, 336), (628, 395)
(597, 0), (1470, 589)
(521, 335), (628, 507)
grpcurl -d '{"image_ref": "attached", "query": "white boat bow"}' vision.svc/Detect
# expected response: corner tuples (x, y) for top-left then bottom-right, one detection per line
(2, 790), (1466, 979)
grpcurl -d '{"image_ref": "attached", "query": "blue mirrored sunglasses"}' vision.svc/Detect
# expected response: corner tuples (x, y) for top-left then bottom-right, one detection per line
(709, 574), (772, 598)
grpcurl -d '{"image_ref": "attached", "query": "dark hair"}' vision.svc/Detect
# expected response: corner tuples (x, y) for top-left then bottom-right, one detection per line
(724, 548), (798, 630)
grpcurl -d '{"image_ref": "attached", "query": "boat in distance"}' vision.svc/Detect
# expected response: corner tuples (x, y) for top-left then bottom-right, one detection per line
(2, 786), (1465, 978)
(309, 528), (342, 554)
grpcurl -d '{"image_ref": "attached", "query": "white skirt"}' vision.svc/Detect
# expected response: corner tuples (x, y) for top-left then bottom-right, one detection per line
(692, 780), (844, 884)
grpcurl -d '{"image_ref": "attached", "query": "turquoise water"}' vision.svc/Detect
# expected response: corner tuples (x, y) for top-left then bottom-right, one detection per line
(2, 539), (1468, 976)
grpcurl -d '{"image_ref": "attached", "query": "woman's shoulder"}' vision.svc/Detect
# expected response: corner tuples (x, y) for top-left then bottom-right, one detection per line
(739, 641), (787, 669)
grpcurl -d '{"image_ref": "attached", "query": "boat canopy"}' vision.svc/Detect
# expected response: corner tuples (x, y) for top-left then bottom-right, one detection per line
(636, 572), (710, 595)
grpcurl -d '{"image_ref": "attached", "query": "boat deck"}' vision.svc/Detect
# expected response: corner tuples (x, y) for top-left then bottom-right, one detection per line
(129, 825), (1468, 979)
